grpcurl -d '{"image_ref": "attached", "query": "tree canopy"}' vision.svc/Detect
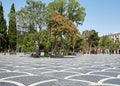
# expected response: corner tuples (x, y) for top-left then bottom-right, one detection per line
(17, 0), (46, 31)
(82, 29), (99, 53)
(1, 0), (119, 55)
(48, 0), (86, 26)
(0, 2), (7, 51)
(8, 3), (17, 51)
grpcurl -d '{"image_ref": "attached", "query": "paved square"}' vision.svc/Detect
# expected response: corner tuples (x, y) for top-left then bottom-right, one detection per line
(0, 54), (120, 86)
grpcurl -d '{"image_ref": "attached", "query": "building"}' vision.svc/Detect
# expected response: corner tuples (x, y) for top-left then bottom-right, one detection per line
(108, 33), (120, 43)
(107, 33), (120, 54)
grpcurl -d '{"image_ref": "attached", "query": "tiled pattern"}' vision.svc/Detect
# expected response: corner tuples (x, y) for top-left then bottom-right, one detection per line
(0, 54), (120, 86)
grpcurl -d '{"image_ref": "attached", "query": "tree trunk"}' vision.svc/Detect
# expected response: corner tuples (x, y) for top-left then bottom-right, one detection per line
(60, 33), (63, 55)
(72, 45), (75, 55)
(89, 43), (92, 54)
(0, 38), (1, 51)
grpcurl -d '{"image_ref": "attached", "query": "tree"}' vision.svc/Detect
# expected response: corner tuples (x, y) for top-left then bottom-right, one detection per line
(39, 30), (49, 55)
(48, 0), (86, 26)
(49, 11), (78, 55)
(74, 33), (83, 52)
(99, 35), (119, 54)
(99, 36), (111, 49)
(82, 29), (99, 54)
(0, 2), (7, 51)
(17, 0), (46, 54)
(17, 0), (46, 31)
(48, 0), (66, 16)
(22, 33), (36, 52)
(8, 3), (17, 51)
(28, 23), (36, 33)
(67, 0), (86, 25)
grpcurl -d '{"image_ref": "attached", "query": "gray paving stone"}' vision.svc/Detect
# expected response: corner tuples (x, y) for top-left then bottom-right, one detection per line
(0, 72), (27, 79)
(36, 79), (88, 86)
(66, 69), (96, 74)
(23, 69), (54, 75)
(103, 78), (120, 85)
(0, 54), (120, 86)
(6, 75), (56, 86)
(106, 69), (120, 73)
(46, 67), (69, 71)
(90, 71), (120, 77)
(43, 71), (77, 78)
(0, 70), (7, 73)
(0, 82), (17, 86)
(69, 75), (109, 82)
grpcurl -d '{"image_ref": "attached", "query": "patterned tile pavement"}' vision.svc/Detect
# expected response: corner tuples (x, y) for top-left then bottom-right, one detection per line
(0, 54), (120, 86)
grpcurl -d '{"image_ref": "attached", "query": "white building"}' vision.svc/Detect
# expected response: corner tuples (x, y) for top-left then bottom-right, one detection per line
(105, 33), (120, 54)
(108, 33), (120, 43)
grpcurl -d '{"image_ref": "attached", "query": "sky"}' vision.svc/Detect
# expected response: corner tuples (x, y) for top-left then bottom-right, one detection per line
(0, 0), (120, 36)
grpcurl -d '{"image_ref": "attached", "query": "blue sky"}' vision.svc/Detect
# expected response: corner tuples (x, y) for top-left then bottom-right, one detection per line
(1, 0), (120, 36)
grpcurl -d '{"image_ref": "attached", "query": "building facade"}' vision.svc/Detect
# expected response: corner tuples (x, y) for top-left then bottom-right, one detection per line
(107, 33), (120, 54)
(108, 33), (120, 43)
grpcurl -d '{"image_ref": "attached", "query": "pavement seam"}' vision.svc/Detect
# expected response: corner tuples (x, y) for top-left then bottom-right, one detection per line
(28, 79), (58, 86)
(0, 80), (25, 86)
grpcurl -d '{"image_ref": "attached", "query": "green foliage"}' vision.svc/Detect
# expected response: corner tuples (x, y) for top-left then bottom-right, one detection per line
(22, 33), (36, 52)
(2, 0), (118, 55)
(82, 30), (99, 47)
(47, 0), (86, 26)
(17, 0), (47, 54)
(8, 4), (17, 51)
(17, 0), (46, 31)
(48, 0), (66, 16)
(39, 30), (49, 53)
(74, 33), (83, 51)
(0, 2), (7, 51)
(28, 23), (36, 33)
(67, 0), (86, 25)
(81, 29), (99, 53)
(16, 32), (26, 52)
(99, 36), (119, 50)
(48, 11), (78, 55)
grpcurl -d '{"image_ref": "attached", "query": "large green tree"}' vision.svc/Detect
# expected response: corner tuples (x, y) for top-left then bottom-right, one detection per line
(17, 0), (46, 54)
(49, 11), (78, 55)
(38, 30), (49, 55)
(99, 36), (119, 50)
(17, 0), (46, 31)
(0, 2), (7, 51)
(47, 0), (85, 54)
(47, 0), (86, 26)
(22, 33), (36, 52)
(99, 36), (112, 49)
(82, 29), (99, 54)
(8, 3), (17, 51)
(99, 35), (120, 53)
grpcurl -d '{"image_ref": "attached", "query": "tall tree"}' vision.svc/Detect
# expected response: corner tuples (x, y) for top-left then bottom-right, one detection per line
(49, 11), (78, 55)
(48, 0), (86, 26)
(82, 30), (99, 54)
(17, 0), (46, 31)
(17, 0), (46, 55)
(67, 0), (85, 25)
(0, 2), (7, 51)
(22, 33), (36, 52)
(8, 3), (17, 51)
(48, 0), (66, 16)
